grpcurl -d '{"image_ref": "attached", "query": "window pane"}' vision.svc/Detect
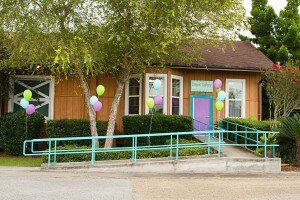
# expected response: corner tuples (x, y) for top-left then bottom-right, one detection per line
(228, 81), (243, 99)
(129, 97), (139, 114)
(129, 78), (140, 96)
(172, 79), (180, 97)
(172, 98), (180, 115)
(229, 100), (242, 117)
(149, 77), (164, 96)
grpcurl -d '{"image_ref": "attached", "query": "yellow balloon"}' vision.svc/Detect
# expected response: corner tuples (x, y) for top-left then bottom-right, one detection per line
(146, 98), (154, 109)
(215, 101), (224, 111)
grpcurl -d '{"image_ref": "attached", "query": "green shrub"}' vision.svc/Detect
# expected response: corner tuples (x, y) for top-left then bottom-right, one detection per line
(42, 143), (207, 163)
(45, 119), (113, 147)
(0, 111), (45, 155)
(122, 114), (194, 147)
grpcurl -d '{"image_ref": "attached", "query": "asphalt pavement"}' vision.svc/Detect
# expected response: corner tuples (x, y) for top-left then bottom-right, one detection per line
(0, 167), (300, 200)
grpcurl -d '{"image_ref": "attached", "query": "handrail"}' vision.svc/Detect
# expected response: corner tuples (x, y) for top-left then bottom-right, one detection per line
(23, 130), (279, 168)
(218, 119), (279, 157)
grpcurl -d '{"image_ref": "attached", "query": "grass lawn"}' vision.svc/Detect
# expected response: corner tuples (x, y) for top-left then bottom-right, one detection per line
(0, 153), (42, 167)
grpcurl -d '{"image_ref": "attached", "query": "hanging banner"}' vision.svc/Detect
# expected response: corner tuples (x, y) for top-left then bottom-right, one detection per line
(191, 80), (213, 92)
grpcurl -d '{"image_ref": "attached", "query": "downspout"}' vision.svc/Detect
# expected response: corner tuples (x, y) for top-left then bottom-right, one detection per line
(258, 81), (262, 120)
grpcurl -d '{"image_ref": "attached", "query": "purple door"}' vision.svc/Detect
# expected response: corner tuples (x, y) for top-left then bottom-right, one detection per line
(191, 96), (213, 131)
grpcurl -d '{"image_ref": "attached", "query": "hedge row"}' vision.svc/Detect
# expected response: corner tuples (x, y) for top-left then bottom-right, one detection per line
(220, 117), (296, 163)
(45, 119), (112, 147)
(42, 139), (207, 163)
(0, 111), (45, 155)
(122, 114), (194, 146)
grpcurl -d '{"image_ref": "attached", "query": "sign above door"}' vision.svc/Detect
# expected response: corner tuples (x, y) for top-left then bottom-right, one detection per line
(191, 80), (213, 92)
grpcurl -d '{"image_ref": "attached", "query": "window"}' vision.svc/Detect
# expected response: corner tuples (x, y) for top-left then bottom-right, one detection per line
(9, 76), (54, 119)
(125, 76), (142, 115)
(170, 75), (183, 115)
(226, 79), (246, 118)
(145, 74), (167, 114)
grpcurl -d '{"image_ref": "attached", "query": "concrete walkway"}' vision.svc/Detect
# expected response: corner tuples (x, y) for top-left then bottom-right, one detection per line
(197, 135), (257, 158)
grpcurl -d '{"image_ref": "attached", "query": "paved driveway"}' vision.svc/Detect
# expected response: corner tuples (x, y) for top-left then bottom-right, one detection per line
(0, 167), (300, 200)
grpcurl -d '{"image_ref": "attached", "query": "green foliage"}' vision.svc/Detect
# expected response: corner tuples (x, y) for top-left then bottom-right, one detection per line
(0, 111), (45, 155)
(122, 114), (193, 146)
(45, 119), (114, 147)
(42, 144), (207, 163)
(243, 0), (300, 64)
(279, 114), (300, 140)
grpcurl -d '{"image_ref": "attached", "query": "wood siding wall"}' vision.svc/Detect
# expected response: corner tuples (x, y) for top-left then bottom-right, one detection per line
(2, 68), (261, 132)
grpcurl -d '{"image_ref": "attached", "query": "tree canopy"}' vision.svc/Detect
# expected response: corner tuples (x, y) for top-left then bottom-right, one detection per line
(242, 0), (300, 64)
(0, 0), (247, 147)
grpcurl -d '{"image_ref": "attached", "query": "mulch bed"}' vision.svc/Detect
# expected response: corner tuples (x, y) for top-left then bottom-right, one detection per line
(282, 163), (300, 172)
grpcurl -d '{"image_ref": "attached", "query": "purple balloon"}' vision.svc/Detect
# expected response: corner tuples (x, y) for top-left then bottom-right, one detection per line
(26, 104), (36, 115)
(214, 79), (222, 89)
(154, 95), (163, 106)
(93, 101), (102, 112)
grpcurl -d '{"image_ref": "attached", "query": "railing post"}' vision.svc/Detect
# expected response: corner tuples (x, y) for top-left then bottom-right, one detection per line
(48, 140), (51, 168)
(218, 132), (221, 158)
(264, 133), (267, 159)
(235, 124), (238, 143)
(91, 138), (95, 165)
(175, 134), (179, 160)
(134, 136), (137, 163)
(226, 122), (229, 140)
(272, 146), (275, 158)
(54, 140), (57, 164)
(208, 132), (211, 155)
(131, 136), (135, 163)
(245, 127), (248, 148)
(256, 131), (259, 152)
(169, 135), (173, 158)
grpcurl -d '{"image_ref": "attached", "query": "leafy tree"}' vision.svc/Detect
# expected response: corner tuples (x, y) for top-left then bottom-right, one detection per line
(263, 63), (300, 120)
(98, 0), (247, 147)
(243, 0), (300, 64)
(0, 0), (105, 147)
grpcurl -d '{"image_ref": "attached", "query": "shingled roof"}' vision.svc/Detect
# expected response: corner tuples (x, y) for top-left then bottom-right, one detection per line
(169, 41), (273, 71)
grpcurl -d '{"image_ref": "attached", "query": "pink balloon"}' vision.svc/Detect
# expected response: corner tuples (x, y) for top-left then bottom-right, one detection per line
(214, 79), (222, 89)
(93, 101), (102, 112)
(154, 95), (163, 106)
(26, 104), (36, 115)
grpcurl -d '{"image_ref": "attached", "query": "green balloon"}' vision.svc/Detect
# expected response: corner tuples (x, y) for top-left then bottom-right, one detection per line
(23, 89), (32, 101)
(96, 85), (105, 96)
(146, 98), (155, 109)
(215, 101), (224, 111)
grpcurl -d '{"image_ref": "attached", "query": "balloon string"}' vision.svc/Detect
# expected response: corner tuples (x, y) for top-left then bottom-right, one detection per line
(148, 108), (154, 146)
(26, 114), (28, 140)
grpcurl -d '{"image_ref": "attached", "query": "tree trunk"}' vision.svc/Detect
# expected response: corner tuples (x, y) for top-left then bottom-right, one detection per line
(296, 139), (300, 163)
(105, 80), (125, 148)
(76, 66), (99, 148)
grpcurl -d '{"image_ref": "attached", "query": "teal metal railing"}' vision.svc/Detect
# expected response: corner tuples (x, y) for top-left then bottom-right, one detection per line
(218, 119), (279, 158)
(23, 129), (279, 168)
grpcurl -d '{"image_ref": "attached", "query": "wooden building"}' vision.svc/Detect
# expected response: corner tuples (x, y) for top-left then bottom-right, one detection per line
(1, 41), (273, 132)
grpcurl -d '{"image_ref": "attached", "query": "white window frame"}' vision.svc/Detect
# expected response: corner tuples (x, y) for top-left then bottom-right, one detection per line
(145, 73), (168, 114)
(170, 75), (183, 115)
(125, 75), (142, 115)
(225, 79), (246, 118)
(8, 75), (55, 120)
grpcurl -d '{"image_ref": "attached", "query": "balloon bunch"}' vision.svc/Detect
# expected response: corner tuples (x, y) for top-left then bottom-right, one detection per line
(213, 79), (227, 111)
(146, 79), (163, 110)
(20, 89), (36, 115)
(89, 85), (105, 112)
